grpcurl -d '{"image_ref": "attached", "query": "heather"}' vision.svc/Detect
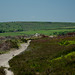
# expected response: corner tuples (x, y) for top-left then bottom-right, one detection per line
(9, 36), (75, 75)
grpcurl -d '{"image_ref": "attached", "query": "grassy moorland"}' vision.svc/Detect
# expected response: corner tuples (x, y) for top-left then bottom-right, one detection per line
(9, 36), (75, 75)
(0, 36), (28, 54)
(0, 39), (19, 54)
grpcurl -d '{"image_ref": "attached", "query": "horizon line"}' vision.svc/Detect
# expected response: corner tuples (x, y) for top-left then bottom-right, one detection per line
(0, 21), (75, 23)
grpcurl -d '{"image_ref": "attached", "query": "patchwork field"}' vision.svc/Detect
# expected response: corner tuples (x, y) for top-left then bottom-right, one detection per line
(0, 28), (75, 36)
(0, 22), (75, 32)
(0, 22), (75, 36)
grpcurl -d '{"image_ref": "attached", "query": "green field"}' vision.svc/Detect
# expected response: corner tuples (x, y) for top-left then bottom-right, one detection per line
(0, 28), (75, 36)
(14, 29), (75, 36)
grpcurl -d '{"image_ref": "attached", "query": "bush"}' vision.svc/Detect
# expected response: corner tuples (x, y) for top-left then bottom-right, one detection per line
(20, 38), (28, 43)
(5, 39), (19, 49)
(0, 67), (5, 75)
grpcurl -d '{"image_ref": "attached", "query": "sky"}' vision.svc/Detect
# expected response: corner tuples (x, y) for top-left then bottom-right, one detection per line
(0, 0), (75, 22)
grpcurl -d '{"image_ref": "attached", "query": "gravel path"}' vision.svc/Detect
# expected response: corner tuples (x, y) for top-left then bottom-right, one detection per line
(4, 69), (14, 75)
(0, 40), (31, 75)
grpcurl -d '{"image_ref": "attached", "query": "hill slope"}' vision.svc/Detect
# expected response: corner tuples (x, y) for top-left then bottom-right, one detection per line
(9, 36), (75, 75)
(0, 22), (75, 33)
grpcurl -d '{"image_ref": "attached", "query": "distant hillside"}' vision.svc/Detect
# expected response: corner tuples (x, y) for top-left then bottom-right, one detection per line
(0, 22), (75, 33)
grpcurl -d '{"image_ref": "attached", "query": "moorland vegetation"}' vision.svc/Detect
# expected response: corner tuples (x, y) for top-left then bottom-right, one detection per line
(0, 36), (28, 75)
(9, 36), (75, 75)
(0, 36), (28, 54)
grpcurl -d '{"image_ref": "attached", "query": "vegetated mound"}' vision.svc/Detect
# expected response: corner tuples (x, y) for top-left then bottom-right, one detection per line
(9, 36), (75, 75)
(0, 22), (75, 33)
(0, 36), (28, 54)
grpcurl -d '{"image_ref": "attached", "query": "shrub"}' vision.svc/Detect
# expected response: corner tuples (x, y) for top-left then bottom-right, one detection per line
(20, 38), (28, 43)
(5, 39), (19, 49)
(0, 67), (5, 75)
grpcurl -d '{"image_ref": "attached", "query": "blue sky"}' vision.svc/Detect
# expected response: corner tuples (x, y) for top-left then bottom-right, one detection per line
(0, 0), (75, 22)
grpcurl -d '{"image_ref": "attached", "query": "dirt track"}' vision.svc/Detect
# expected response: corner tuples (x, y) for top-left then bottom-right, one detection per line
(0, 40), (31, 75)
